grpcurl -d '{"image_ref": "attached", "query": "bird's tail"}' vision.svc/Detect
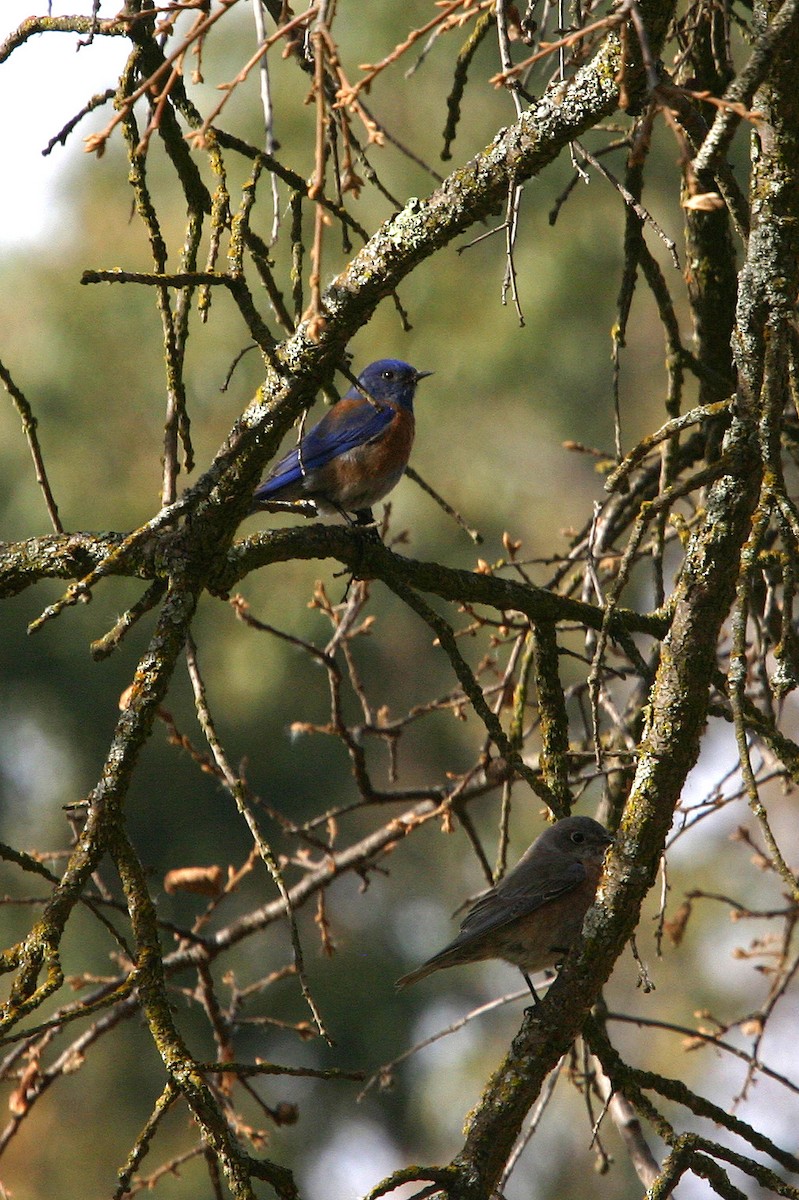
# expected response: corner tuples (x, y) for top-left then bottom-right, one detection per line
(395, 947), (461, 990)
(395, 962), (437, 990)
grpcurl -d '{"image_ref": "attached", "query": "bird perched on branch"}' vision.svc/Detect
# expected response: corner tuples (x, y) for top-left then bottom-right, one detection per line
(251, 358), (432, 522)
(396, 816), (613, 998)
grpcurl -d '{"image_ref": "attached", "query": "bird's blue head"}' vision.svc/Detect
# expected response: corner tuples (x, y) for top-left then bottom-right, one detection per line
(352, 358), (433, 411)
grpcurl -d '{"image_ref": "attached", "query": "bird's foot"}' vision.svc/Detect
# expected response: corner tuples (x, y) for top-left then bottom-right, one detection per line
(352, 507), (383, 537)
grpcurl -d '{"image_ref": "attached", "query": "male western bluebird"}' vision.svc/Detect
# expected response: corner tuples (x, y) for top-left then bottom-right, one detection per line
(251, 359), (432, 520)
(396, 816), (613, 996)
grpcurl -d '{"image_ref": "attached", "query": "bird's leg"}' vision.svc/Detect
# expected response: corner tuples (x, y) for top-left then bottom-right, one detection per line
(326, 504), (378, 534)
(521, 970), (541, 1014)
(320, 498), (352, 523)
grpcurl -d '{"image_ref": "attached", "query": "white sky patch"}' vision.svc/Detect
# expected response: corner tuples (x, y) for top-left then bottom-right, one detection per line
(301, 1118), (414, 1200)
(1, 1), (126, 248)
(0, 709), (79, 833)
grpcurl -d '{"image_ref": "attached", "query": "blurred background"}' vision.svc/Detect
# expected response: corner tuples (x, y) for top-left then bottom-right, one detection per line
(2, 3), (797, 1198)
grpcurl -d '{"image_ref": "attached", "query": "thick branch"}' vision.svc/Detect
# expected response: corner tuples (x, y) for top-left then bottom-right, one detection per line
(0, 527), (668, 639)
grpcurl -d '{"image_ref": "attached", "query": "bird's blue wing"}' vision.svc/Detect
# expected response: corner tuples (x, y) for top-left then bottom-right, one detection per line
(252, 446), (303, 498)
(255, 400), (394, 498)
(299, 400), (394, 467)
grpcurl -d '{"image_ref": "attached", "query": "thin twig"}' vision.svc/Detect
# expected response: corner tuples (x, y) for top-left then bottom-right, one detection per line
(184, 636), (334, 1043)
(404, 465), (483, 543)
(1, 359), (64, 533)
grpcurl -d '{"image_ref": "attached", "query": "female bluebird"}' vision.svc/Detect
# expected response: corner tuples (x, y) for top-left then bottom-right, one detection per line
(396, 816), (613, 995)
(251, 359), (432, 519)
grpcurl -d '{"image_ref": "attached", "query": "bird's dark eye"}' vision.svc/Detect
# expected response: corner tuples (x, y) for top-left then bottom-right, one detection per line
(382, 369), (395, 380)
(570, 831), (585, 844)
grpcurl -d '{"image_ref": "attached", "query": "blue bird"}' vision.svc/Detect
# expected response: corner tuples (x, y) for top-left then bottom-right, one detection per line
(251, 359), (431, 519)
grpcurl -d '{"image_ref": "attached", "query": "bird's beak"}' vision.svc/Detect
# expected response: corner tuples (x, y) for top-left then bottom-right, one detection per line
(415, 370), (434, 382)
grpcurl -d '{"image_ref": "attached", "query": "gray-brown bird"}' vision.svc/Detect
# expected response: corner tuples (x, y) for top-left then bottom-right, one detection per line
(396, 816), (613, 996)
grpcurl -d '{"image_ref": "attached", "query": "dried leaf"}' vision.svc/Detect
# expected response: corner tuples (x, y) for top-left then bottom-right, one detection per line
(163, 865), (224, 897)
(663, 899), (692, 946)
